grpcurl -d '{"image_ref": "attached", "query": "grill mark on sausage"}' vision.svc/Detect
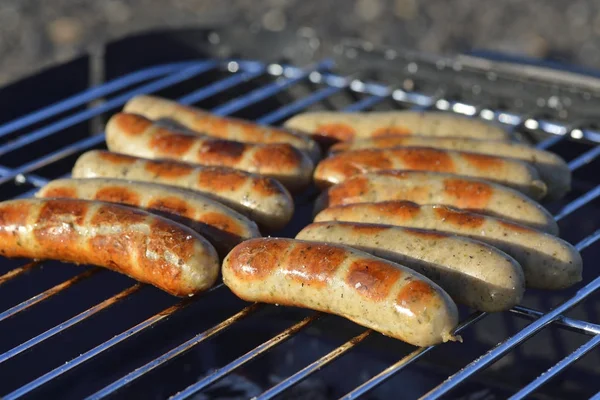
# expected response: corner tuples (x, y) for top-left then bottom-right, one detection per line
(251, 177), (284, 197)
(371, 127), (412, 137)
(94, 186), (142, 205)
(144, 159), (194, 178)
(316, 123), (356, 141)
(198, 140), (247, 164)
(227, 239), (288, 280)
(41, 186), (78, 199)
(395, 279), (436, 316)
(148, 129), (196, 156)
(199, 212), (244, 237)
(461, 152), (503, 171)
(284, 243), (347, 288)
(147, 196), (194, 219)
(498, 219), (534, 233)
(148, 219), (195, 263)
(90, 203), (147, 226)
(252, 144), (302, 170)
(34, 200), (89, 257)
(377, 201), (421, 220)
(394, 148), (455, 172)
(328, 176), (370, 205)
(433, 206), (485, 228)
(115, 113), (152, 136)
(404, 228), (448, 239)
(98, 151), (137, 165)
(443, 179), (493, 209)
(350, 223), (390, 235)
(0, 202), (30, 240)
(197, 168), (247, 192)
(346, 259), (402, 301)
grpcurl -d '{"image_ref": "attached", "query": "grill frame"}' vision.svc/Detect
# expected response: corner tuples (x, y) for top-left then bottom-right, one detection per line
(0, 40), (599, 399)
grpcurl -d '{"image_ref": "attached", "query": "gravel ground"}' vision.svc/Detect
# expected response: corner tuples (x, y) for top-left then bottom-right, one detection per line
(0, 0), (598, 85)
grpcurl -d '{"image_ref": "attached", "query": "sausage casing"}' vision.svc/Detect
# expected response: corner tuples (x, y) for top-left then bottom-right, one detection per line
(296, 221), (525, 312)
(36, 178), (261, 258)
(284, 111), (510, 143)
(71, 150), (293, 232)
(313, 147), (547, 199)
(317, 171), (557, 234)
(330, 135), (570, 199)
(0, 198), (220, 296)
(123, 95), (322, 162)
(106, 113), (314, 192)
(315, 201), (582, 290)
(223, 238), (459, 346)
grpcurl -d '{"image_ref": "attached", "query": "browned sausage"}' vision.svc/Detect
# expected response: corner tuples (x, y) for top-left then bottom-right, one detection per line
(313, 147), (547, 199)
(123, 95), (322, 161)
(106, 113), (314, 192)
(36, 178), (261, 258)
(0, 198), (220, 297)
(71, 150), (294, 232)
(222, 238), (459, 346)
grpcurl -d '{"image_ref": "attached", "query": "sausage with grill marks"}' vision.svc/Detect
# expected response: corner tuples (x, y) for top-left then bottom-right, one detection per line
(106, 113), (314, 192)
(296, 221), (525, 312)
(315, 201), (582, 290)
(36, 178), (261, 258)
(222, 238), (459, 346)
(284, 111), (510, 144)
(123, 95), (322, 162)
(316, 171), (557, 234)
(72, 150), (293, 232)
(313, 147), (547, 199)
(330, 135), (570, 199)
(0, 198), (220, 297)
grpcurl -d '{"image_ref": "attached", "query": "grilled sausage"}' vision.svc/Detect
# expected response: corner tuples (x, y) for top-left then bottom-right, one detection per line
(284, 111), (510, 143)
(223, 238), (459, 346)
(313, 147), (547, 199)
(315, 201), (582, 290)
(72, 150), (293, 232)
(316, 171), (557, 234)
(0, 198), (219, 296)
(106, 113), (314, 192)
(296, 221), (525, 312)
(330, 135), (570, 199)
(36, 178), (261, 258)
(123, 95), (322, 162)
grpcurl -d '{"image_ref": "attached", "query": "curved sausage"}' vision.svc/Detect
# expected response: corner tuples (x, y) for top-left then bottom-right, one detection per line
(284, 111), (510, 143)
(313, 147), (547, 199)
(36, 178), (261, 258)
(296, 221), (525, 312)
(123, 95), (322, 162)
(222, 238), (459, 346)
(330, 135), (570, 199)
(71, 150), (293, 232)
(316, 171), (557, 234)
(0, 198), (220, 297)
(106, 113), (314, 192)
(315, 201), (582, 290)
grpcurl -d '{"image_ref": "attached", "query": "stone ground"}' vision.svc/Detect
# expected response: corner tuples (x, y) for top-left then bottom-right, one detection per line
(0, 0), (598, 85)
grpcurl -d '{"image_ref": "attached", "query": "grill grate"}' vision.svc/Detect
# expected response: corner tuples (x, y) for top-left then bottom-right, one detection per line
(0, 57), (599, 399)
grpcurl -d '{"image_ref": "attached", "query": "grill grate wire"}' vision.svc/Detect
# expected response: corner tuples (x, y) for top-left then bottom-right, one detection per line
(0, 58), (598, 399)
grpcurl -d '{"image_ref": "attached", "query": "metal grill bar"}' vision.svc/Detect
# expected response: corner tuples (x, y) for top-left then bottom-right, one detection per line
(509, 334), (600, 400)
(0, 261), (39, 285)
(0, 59), (599, 399)
(170, 314), (322, 400)
(0, 284), (143, 364)
(510, 305), (600, 336)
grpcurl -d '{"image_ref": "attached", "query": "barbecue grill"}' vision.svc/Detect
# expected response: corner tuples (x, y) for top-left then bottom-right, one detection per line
(0, 28), (599, 399)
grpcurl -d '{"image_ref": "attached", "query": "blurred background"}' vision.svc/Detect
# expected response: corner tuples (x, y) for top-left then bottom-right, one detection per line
(0, 0), (598, 85)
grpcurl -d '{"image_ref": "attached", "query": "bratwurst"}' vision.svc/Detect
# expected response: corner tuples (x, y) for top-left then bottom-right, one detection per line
(0, 198), (219, 296)
(222, 238), (459, 346)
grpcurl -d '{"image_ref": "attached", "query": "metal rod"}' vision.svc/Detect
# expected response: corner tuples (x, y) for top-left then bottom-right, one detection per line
(340, 312), (487, 400)
(0, 268), (100, 323)
(258, 329), (373, 400)
(0, 261), (40, 286)
(2, 284), (224, 400)
(169, 313), (322, 400)
(85, 303), (262, 400)
(510, 305), (600, 336)
(554, 184), (600, 221)
(0, 284), (143, 364)
(567, 145), (600, 171)
(509, 334), (600, 400)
